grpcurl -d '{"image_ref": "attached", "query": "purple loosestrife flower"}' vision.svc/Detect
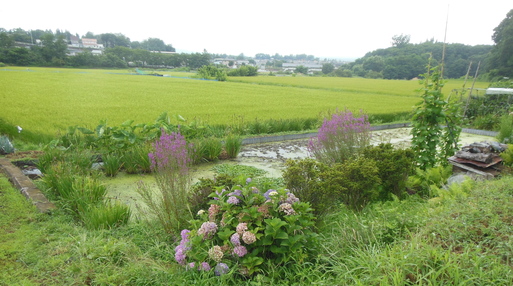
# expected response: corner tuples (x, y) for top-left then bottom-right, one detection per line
(214, 263), (229, 276)
(233, 245), (248, 257)
(246, 178), (252, 184)
(149, 131), (190, 175)
(198, 222), (218, 239)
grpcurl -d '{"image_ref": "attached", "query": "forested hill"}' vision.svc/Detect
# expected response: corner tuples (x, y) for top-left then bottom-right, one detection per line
(351, 41), (492, 79)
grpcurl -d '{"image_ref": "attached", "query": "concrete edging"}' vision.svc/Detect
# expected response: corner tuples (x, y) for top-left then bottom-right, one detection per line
(0, 157), (55, 213)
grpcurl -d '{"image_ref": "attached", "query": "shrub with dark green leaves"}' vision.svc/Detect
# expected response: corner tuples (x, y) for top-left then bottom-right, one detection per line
(282, 159), (330, 216)
(361, 143), (415, 199)
(319, 157), (381, 211)
(284, 157), (382, 213)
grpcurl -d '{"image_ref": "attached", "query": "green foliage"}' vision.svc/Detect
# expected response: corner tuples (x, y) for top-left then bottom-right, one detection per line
(81, 201), (131, 230)
(488, 9), (513, 77)
(321, 63), (334, 74)
(500, 144), (513, 167)
(464, 93), (513, 130)
(319, 157), (381, 211)
(361, 143), (416, 199)
(282, 159), (330, 216)
(284, 157), (382, 213)
(406, 165), (453, 197)
(178, 185), (317, 277)
(227, 65), (258, 76)
(497, 114), (513, 143)
(41, 165), (107, 220)
(212, 164), (267, 179)
(0, 135), (14, 154)
(294, 65), (308, 74)
(197, 65), (227, 81)
(196, 137), (223, 162)
(120, 144), (151, 174)
(101, 152), (123, 177)
(472, 114), (501, 131)
(224, 135), (242, 158)
(411, 57), (461, 170)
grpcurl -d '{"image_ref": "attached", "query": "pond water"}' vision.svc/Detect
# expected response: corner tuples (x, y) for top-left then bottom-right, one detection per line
(104, 128), (497, 213)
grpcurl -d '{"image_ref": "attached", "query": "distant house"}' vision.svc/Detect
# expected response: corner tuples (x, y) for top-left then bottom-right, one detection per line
(69, 35), (80, 47)
(81, 38), (104, 49)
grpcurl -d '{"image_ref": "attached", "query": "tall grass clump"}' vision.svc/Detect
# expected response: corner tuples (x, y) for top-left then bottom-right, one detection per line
(497, 113), (513, 143)
(137, 131), (193, 235)
(308, 109), (371, 164)
(102, 152), (123, 177)
(81, 201), (131, 230)
(224, 134), (242, 158)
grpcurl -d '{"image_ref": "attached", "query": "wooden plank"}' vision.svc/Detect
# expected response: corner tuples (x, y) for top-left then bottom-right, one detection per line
(449, 161), (494, 179)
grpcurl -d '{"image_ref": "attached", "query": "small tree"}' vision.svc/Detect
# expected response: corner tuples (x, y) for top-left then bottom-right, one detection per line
(322, 63), (334, 74)
(294, 65), (308, 74)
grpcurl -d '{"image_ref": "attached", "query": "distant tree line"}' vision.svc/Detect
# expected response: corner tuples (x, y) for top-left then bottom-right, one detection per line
(0, 28), (210, 69)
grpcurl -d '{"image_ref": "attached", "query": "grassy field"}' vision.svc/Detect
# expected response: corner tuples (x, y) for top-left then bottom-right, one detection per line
(1, 67), (488, 137)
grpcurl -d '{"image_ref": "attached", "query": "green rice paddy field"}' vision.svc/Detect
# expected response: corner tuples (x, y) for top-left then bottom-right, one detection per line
(1, 67), (489, 136)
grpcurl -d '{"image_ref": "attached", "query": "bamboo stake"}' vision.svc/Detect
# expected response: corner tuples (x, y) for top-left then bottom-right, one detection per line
(463, 61), (481, 117)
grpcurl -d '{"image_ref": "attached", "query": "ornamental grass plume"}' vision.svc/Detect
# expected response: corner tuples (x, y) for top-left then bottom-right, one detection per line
(137, 130), (193, 235)
(308, 109), (371, 165)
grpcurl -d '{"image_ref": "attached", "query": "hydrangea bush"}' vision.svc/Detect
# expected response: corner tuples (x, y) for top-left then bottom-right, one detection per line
(175, 179), (317, 276)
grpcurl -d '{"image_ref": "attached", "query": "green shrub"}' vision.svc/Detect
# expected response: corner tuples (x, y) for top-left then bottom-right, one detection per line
(497, 114), (513, 143)
(361, 143), (416, 199)
(282, 159), (330, 216)
(473, 114), (500, 131)
(224, 135), (242, 158)
(319, 157), (381, 211)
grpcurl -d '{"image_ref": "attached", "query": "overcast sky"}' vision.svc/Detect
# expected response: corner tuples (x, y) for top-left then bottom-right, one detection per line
(1, 1), (511, 60)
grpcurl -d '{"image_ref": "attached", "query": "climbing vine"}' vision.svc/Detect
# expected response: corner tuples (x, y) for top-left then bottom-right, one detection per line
(411, 55), (461, 170)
